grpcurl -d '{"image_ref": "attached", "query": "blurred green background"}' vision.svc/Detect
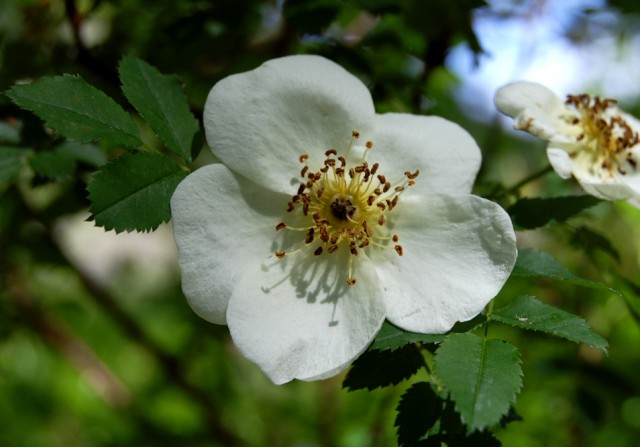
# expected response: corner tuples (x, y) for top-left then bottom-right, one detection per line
(2, 0), (640, 446)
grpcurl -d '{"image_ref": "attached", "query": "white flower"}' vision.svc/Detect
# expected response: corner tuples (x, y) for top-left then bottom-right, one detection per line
(170, 55), (517, 384)
(495, 81), (640, 202)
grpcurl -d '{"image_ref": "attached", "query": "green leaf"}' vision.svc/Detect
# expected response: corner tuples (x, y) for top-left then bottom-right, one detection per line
(395, 382), (441, 446)
(512, 248), (617, 293)
(343, 345), (425, 391)
(87, 151), (187, 233)
(569, 225), (620, 262)
(491, 296), (608, 352)
(434, 333), (522, 432)
(6, 75), (141, 147)
(0, 146), (31, 190)
(119, 56), (198, 162)
(30, 150), (76, 180)
(507, 195), (602, 230)
(371, 316), (486, 352)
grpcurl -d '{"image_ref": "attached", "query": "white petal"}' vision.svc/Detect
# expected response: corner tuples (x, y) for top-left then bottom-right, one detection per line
(170, 164), (289, 324)
(373, 193), (517, 333)
(226, 249), (385, 384)
(578, 178), (638, 201)
(204, 55), (375, 194)
(547, 147), (574, 179)
(495, 82), (569, 140)
(371, 113), (481, 194)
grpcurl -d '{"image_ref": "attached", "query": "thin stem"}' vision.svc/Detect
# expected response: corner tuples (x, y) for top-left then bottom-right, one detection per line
(491, 164), (554, 200)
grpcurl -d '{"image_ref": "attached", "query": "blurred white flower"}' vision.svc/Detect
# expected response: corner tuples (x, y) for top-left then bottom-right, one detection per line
(496, 81), (640, 202)
(171, 55), (517, 384)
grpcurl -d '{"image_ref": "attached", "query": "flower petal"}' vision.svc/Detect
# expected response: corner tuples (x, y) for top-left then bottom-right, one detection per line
(204, 55), (375, 194)
(373, 193), (517, 334)
(495, 81), (570, 141)
(547, 147), (574, 179)
(226, 249), (386, 384)
(170, 164), (289, 324)
(371, 113), (481, 194)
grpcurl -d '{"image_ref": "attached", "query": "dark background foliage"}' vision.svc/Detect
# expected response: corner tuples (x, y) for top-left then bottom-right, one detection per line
(2, 0), (640, 446)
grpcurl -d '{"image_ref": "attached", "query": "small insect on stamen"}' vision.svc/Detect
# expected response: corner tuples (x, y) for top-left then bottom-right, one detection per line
(394, 245), (404, 256)
(275, 251), (286, 258)
(275, 222), (287, 231)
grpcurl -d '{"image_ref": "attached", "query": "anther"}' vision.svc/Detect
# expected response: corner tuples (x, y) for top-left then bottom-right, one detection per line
(299, 154), (309, 163)
(349, 241), (358, 256)
(363, 220), (373, 237)
(297, 184), (305, 195)
(287, 202), (295, 212)
(275, 251), (286, 258)
(276, 222), (287, 231)
(352, 130), (360, 138)
(346, 278), (356, 286)
(405, 169), (420, 179)
(367, 195), (376, 206)
(392, 234), (399, 243)
(325, 148), (337, 156)
(378, 214), (385, 225)
(305, 228), (314, 244)
(365, 141), (373, 149)
(314, 247), (323, 256)
(338, 156), (346, 167)
(328, 245), (339, 254)
(317, 187), (324, 198)
(371, 163), (379, 175)
(377, 174), (386, 184)
(394, 245), (403, 256)
(300, 166), (309, 177)
(383, 182), (391, 193)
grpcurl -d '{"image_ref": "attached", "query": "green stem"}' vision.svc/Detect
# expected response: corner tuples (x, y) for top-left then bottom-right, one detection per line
(498, 164), (554, 199)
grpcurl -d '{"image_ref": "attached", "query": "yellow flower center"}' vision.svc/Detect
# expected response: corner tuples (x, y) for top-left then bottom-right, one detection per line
(274, 131), (419, 286)
(565, 94), (639, 176)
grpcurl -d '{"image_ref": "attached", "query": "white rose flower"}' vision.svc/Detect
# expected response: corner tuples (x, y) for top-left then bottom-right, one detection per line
(171, 55), (517, 384)
(495, 81), (640, 202)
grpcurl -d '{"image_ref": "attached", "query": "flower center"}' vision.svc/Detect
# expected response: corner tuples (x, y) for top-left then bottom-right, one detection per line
(274, 130), (419, 286)
(565, 94), (639, 177)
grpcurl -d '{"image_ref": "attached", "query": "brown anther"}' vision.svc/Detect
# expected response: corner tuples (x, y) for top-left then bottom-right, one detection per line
(408, 180), (415, 186)
(336, 168), (345, 176)
(394, 245), (403, 256)
(377, 202), (386, 211)
(367, 195), (376, 206)
(572, 118), (580, 125)
(352, 130), (360, 138)
(275, 251), (286, 258)
(377, 174), (386, 184)
(275, 222), (287, 231)
(317, 187), (324, 198)
(371, 163), (379, 175)
(395, 186), (405, 192)
(319, 226), (329, 243)
(628, 157), (637, 169)
(378, 214), (386, 225)
(297, 184), (306, 195)
(287, 202), (295, 212)
(365, 141), (373, 149)
(299, 154), (309, 163)
(325, 148), (337, 156)
(405, 169), (420, 179)
(391, 195), (399, 207)
(346, 278), (356, 286)
(359, 239), (369, 248)
(324, 158), (336, 167)
(349, 168), (355, 178)
(314, 247), (323, 256)
(320, 166), (330, 173)
(328, 244), (339, 254)
(374, 188), (382, 195)
(355, 165), (365, 173)
(300, 166), (309, 177)
(305, 228), (314, 244)
(363, 220), (373, 237)
(392, 234), (399, 243)
(302, 201), (309, 216)
(349, 242), (358, 256)
(338, 156), (346, 167)
(383, 182), (391, 193)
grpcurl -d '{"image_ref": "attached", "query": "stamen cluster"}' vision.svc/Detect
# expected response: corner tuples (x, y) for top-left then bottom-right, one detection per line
(565, 94), (639, 176)
(274, 131), (419, 285)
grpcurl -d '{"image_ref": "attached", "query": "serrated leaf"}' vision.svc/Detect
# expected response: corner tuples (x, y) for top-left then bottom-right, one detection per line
(0, 146), (31, 189)
(371, 316), (486, 352)
(491, 296), (608, 352)
(371, 322), (446, 351)
(395, 382), (441, 447)
(434, 333), (522, 432)
(6, 75), (141, 147)
(507, 195), (602, 229)
(87, 151), (187, 233)
(512, 248), (617, 293)
(119, 56), (198, 162)
(343, 345), (425, 391)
